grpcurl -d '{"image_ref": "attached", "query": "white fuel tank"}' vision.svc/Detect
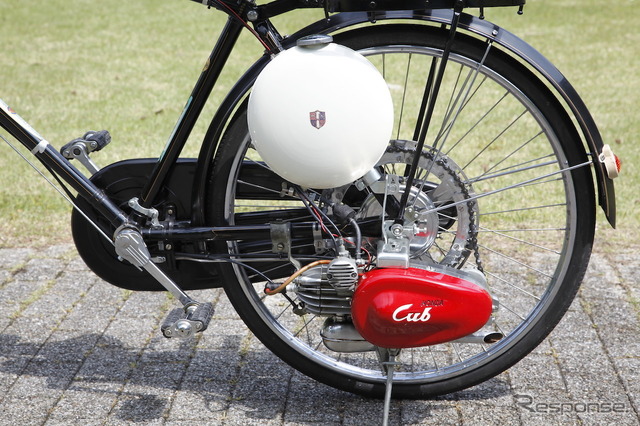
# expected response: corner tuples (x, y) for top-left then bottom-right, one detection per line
(247, 35), (394, 189)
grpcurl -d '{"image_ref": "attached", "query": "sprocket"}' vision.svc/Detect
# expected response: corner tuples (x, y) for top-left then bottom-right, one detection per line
(330, 140), (480, 269)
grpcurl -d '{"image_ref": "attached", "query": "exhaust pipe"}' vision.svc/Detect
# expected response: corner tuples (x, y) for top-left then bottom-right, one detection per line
(452, 331), (504, 344)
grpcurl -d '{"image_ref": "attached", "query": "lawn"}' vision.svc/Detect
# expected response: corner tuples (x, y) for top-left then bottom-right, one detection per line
(0, 0), (637, 248)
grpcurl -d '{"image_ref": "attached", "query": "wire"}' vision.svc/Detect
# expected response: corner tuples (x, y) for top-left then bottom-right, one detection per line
(176, 252), (279, 289)
(207, 0), (273, 52)
(294, 186), (340, 250)
(264, 259), (331, 295)
(0, 133), (114, 245)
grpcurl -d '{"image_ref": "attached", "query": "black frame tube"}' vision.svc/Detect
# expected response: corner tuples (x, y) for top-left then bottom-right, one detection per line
(0, 107), (128, 228)
(138, 17), (245, 209)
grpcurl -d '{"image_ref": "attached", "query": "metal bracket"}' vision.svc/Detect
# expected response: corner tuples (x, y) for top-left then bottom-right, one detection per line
(127, 197), (162, 228)
(61, 141), (100, 175)
(270, 221), (301, 270)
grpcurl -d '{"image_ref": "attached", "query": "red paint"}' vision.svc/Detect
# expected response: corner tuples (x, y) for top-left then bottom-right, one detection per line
(351, 268), (492, 348)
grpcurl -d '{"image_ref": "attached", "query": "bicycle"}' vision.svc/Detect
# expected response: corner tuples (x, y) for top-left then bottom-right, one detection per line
(0, 0), (621, 421)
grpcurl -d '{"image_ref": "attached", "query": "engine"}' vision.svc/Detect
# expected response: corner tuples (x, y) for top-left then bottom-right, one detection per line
(289, 255), (495, 351)
(249, 33), (499, 352)
(350, 266), (493, 348)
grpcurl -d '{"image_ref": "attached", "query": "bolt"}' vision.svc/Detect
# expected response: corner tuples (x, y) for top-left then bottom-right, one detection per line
(246, 10), (258, 21)
(165, 244), (173, 250)
(391, 224), (404, 237)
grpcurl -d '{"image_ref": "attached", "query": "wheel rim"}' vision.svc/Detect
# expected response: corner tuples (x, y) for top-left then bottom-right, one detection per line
(220, 42), (581, 386)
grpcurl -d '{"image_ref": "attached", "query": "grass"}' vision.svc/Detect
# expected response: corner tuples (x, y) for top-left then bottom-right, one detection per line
(0, 0), (637, 248)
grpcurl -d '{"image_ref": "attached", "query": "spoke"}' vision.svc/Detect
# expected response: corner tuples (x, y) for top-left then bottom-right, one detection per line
(420, 160), (590, 216)
(477, 227), (566, 233)
(434, 63), (464, 144)
(433, 41), (494, 155)
(271, 294), (294, 320)
(480, 244), (553, 279)
(245, 262), (291, 281)
(413, 56), (439, 141)
(293, 314), (318, 341)
(494, 321), (508, 338)
(452, 343), (464, 363)
(494, 300), (527, 322)
(485, 266), (544, 302)
(477, 225), (564, 254)
(396, 53), (412, 140)
(237, 179), (285, 197)
(414, 42), (494, 208)
(243, 155), (271, 170)
(461, 109), (527, 172)
(444, 85), (507, 156)
(428, 346), (440, 371)
(475, 131), (546, 180)
(480, 202), (567, 216)
(467, 157), (558, 185)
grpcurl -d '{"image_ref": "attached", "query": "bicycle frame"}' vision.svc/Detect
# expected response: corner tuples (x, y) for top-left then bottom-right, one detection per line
(0, 0), (621, 409)
(0, 0), (615, 252)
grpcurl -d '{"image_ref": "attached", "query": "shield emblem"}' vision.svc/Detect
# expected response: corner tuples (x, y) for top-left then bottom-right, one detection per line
(309, 110), (326, 129)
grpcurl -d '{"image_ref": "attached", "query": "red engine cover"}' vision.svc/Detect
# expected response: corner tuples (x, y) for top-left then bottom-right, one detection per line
(351, 267), (492, 348)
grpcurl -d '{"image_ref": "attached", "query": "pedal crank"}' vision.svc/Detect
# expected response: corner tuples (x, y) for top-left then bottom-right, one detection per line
(60, 130), (111, 175)
(113, 225), (214, 338)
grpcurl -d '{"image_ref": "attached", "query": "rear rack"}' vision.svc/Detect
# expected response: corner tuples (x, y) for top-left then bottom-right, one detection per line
(328, 0), (525, 12)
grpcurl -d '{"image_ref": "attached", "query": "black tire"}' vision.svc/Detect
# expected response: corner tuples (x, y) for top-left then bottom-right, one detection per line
(207, 24), (595, 398)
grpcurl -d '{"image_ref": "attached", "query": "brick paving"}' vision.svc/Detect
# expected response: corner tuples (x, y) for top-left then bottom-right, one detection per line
(0, 243), (638, 425)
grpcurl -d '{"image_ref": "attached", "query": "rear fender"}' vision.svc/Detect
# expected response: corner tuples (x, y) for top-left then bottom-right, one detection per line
(194, 9), (615, 226)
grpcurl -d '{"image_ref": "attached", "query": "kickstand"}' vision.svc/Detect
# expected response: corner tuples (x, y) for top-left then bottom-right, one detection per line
(382, 352), (400, 426)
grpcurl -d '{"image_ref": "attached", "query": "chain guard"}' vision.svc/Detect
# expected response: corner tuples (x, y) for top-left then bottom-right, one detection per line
(71, 158), (222, 291)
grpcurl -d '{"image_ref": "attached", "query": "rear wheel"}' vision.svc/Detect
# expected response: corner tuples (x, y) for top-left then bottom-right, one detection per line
(207, 24), (595, 398)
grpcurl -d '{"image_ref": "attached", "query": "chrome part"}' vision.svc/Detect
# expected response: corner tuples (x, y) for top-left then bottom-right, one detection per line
(165, 318), (196, 338)
(327, 255), (358, 295)
(246, 9), (258, 21)
(320, 317), (375, 353)
(451, 331), (504, 344)
(113, 227), (195, 306)
(377, 234), (410, 268)
(161, 302), (214, 339)
(355, 167), (383, 190)
(61, 140), (100, 174)
(381, 350), (401, 426)
(290, 264), (351, 316)
(296, 34), (333, 47)
(350, 141), (476, 268)
(127, 197), (162, 228)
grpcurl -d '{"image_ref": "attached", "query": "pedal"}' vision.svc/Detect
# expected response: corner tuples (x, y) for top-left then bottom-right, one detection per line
(60, 130), (111, 174)
(161, 302), (214, 339)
